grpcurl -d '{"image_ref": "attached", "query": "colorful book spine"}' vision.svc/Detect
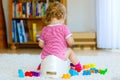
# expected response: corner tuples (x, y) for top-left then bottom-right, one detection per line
(29, 2), (33, 17)
(22, 2), (26, 18)
(16, 2), (19, 18)
(26, 2), (30, 18)
(12, 20), (17, 42)
(13, 1), (49, 18)
(23, 20), (29, 42)
(16, 21), (23, 43)
(32, 0), (36, 17)
(20, 20), (27, 42)
(18, 2), (23, 18)
(32, 23), (37, 42)
(36, 2), (39, 17)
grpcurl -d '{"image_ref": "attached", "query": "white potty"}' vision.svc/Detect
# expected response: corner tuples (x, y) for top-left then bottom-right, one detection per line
(40, 55), (69, 78)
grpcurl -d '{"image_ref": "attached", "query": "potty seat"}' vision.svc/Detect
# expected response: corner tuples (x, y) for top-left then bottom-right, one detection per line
(40, 55), (69, 78)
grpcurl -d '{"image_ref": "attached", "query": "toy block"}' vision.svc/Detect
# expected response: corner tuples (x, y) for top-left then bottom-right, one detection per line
(99, 68), (108, 75)
(70, 63), (74, 67)
(98, 69), (101, 73)
(37, 64), (41, 70)
(25, 71), (32, 77)
(83, 70), (87, 75)
(30, 71), (40, 77)
(88, 64), (96, 68)
(90, 68), (98, 73)
(83, 65), (90, 70)
(70, 63), (82, 72)
(62, 74), (71, 79)
(87, 70), (91, 75)
(82, 70), (91, 75)
(69, 69), (79, 76)
(18, 69), (24, 78)
(75, 67), (82, 72)
(94, 69), (98, 73)
(90, 70), (95, 73)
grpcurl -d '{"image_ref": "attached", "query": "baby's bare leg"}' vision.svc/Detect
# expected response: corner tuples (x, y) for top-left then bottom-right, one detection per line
(65, 48), (79, 65)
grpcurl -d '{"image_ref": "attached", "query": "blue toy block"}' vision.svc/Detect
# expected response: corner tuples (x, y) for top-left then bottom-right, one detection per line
(18, 69), (24, 78)
(83, 70), (87, 75)
(90, 68), (96, 70)
(69, 69), (79, 76)
(90, 68), (98, 73)
(82, 70), (91, 75)
(87, 70), (91, 75)
(94, 69), (98, 73)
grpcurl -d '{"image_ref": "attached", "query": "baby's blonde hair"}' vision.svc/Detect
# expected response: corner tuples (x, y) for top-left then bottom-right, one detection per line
(44, 1), (66, 25)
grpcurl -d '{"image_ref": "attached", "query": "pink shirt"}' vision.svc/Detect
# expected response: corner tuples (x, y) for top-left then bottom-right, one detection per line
(39, 24), (72, 60)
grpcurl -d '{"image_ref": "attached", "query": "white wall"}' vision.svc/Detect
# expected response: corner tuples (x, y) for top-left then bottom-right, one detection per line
(67, 0), (96, 32)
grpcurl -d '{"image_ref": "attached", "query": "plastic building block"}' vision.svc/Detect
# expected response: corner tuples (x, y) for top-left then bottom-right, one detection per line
(75, 67), (82, 72)
(70, 63), (74, 67)
(83, 70), (91, 75)
(18, 69), (24, 78)
(30, 71), (40, 77)
(83, 70), (87, 75)
(62, 74), (71, 79)
(25, 71), (32, 77)
(37, 64), (41, 70)
(88, 64), (96, 68)
(90, 68), (98, 73)
(70, 63), (82, 72)
(83, 64), (96, 70)
(69, 69), (79, 76)
(70, 63), (75, 69)
(99, 68), (108, 75)
(90, 70), (95, 73)
(83, 65), (90, 70)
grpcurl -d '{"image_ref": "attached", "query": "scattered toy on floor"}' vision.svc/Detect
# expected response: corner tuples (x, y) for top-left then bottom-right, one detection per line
(62, 73), (71, 79)
(30, 71), (40, 77)
(69, 69), (79, 76)
(18, 69), (24, 78)
(82, 63), (108, 76)
(25, 71), (32, 77)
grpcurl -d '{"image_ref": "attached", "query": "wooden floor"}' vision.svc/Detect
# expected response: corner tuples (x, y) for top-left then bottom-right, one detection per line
(0, 48), (120, 56)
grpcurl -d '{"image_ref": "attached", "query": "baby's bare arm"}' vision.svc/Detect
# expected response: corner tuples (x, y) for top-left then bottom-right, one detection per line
(38, 41), (44, 48)
(66, 36), (74, 47)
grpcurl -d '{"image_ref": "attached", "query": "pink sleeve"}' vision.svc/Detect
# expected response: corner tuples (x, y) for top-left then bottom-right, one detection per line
(39, 30), (44, 43)
(64, 26), (72, 39)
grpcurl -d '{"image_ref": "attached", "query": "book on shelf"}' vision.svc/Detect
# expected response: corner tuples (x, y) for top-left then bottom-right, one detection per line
(12, 20), (17, 42)
(23, 20), (29, 42)
(32, 23), (37, 42)
(12, 1), (48, 18)
(12, 20), (29, 43)
(32, 0), (36, 17)
(26, 23), (38, 42)
(16, 20), (24, 43)
(18, 2), (23, 18)
(20, 20), (27, 42)
(22, 2), (26, 18)
(36, 1), (47, 17)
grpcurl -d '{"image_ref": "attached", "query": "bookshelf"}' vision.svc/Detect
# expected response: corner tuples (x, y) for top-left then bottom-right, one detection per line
(0, 0), (7, 49)
(8, 0), (67, 49)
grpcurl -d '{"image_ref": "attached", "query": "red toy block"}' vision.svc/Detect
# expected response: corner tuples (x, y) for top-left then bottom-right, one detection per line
(37, 64), (41, 70)
(25, 71), (32, 77)
(75, 67), (82, 72)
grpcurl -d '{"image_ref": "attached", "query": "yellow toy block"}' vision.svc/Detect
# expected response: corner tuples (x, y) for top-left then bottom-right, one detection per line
(62, 73), (71, 79)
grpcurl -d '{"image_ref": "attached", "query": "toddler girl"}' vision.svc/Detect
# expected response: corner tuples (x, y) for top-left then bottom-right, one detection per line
(38, 1), (82, 72)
